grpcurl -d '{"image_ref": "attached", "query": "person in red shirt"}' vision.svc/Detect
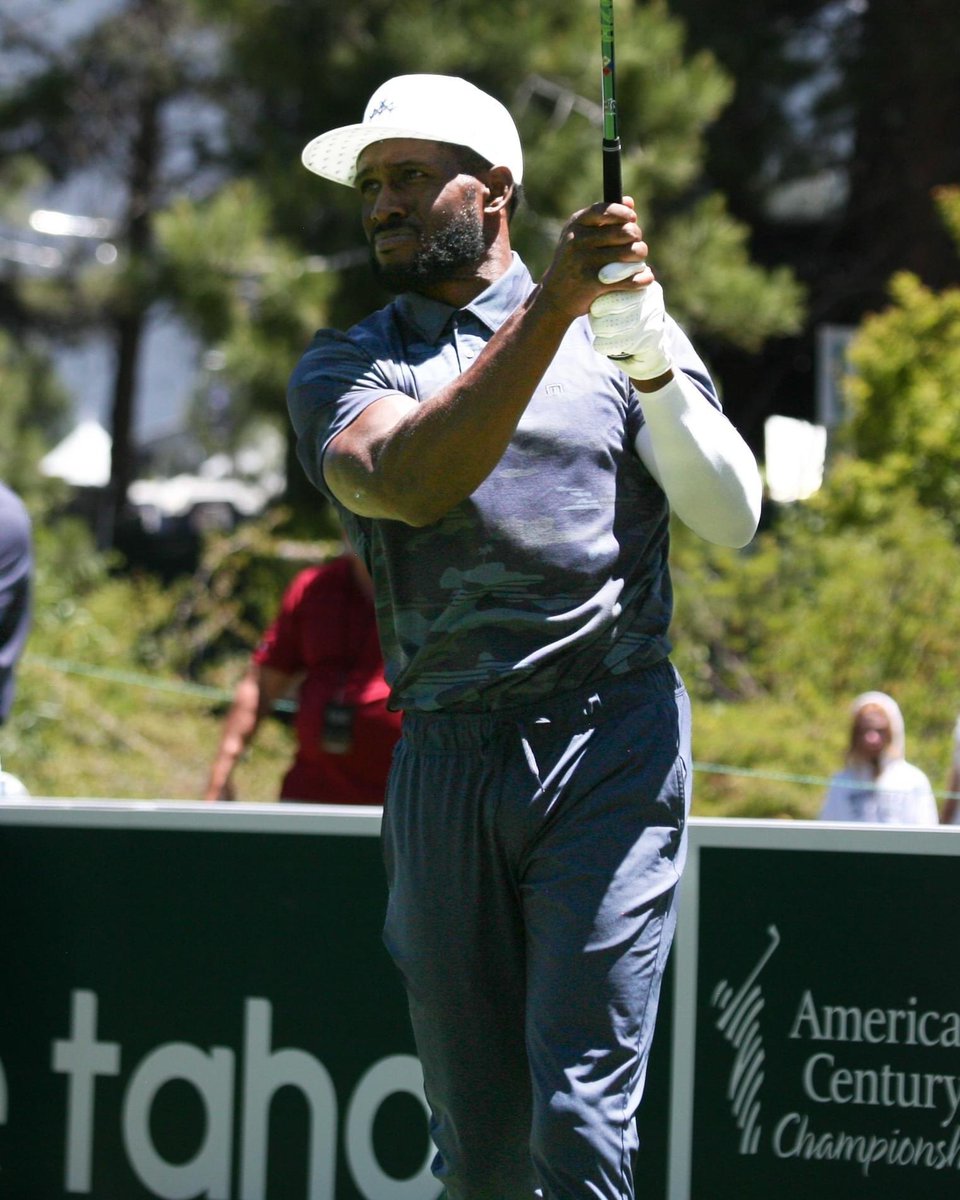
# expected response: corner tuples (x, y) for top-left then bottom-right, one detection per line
(203, 549), (401, 805)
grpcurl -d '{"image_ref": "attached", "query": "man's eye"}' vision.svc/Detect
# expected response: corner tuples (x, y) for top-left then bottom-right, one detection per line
(358, 179), (379, 198)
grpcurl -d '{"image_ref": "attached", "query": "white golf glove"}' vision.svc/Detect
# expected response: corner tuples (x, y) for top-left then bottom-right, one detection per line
(589, 262), (672, 381)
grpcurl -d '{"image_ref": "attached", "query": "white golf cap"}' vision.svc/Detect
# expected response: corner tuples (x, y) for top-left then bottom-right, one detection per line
(301, 74), (524, 187)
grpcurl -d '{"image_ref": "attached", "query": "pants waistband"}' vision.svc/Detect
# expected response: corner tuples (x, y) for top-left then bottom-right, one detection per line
(400, 660), (679, 750)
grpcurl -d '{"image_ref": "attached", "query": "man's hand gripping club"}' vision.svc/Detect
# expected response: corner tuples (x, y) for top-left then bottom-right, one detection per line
(584, 211), (763, 549)
(588, 260), (672, 383)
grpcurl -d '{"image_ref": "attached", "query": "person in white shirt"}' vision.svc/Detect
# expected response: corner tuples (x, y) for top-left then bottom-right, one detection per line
(819, 691), (938, 826)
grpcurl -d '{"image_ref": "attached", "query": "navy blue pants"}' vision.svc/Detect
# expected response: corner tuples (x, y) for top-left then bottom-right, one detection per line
(382, 661), (691, 1200)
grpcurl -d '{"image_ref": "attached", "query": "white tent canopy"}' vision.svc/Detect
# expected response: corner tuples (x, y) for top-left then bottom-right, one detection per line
(40, 419), (112, 488)
(39, 419), (286, 523)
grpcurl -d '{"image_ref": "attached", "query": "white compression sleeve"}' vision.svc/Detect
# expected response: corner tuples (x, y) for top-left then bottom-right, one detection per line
(633, 372), (763, 548)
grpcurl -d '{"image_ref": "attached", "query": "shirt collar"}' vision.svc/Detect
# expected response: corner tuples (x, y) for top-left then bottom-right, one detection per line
(396, 253), (533, 344)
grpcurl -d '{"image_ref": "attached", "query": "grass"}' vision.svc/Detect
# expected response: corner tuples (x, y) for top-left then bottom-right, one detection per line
(2, 654), (296, 803)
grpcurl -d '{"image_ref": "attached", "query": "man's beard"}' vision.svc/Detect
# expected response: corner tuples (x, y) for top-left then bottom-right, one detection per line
(369, 202), (487, 294)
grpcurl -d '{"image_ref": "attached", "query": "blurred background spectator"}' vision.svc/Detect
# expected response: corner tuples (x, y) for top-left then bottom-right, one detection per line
(203, 547), (400, 804)
(819, 691), (938, 826)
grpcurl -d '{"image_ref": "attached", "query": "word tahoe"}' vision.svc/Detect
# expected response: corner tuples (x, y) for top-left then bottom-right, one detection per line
(47, 989), (436, 1199)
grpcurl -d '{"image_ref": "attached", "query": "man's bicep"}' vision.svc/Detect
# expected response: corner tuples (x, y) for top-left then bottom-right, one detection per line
(323, 392), (419, 518)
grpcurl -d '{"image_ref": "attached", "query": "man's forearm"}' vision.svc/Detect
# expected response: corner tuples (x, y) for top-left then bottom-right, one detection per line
(203, 674), (263, 800)
(636, 371), (762, 548)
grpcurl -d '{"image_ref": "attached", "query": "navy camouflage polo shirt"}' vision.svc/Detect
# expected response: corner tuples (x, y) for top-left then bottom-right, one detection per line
(288, 254), (719, 713)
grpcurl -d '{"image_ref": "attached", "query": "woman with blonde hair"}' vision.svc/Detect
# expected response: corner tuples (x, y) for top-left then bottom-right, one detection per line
(819, 691), (938, 825)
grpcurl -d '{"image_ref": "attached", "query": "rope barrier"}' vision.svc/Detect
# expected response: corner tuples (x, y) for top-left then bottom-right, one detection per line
(695, 760), (833, 788)
(22, 653), (298, 713)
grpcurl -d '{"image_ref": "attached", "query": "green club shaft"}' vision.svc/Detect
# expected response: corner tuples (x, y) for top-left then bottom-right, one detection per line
(599, 0), (623, 202)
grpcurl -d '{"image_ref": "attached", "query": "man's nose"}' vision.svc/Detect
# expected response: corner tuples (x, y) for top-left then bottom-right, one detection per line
(369, 185), (406, 226)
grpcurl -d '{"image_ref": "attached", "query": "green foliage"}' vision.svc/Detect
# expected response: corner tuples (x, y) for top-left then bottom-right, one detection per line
(0, 330), (71, 500)
(673, 184), (960, 818)
(934, 185), (960, 249)
(0, 154), (51, 223)
(156, 180), (338, 430)
(142, 509), (333, 681)
(0, 511), (338, 801)
(835, 268), (960, 536)
(156, 182), (331, 343)
(690, 699), (842, 821)
(655, 194), (805, 348)
(670, 492), (960, 819)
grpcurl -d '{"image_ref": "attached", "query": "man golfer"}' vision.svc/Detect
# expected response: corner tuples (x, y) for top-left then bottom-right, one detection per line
(289, 73), (761, 1200)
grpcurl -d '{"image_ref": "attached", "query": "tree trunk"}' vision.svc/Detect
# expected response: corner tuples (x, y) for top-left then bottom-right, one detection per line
(100, 90), (161, 550)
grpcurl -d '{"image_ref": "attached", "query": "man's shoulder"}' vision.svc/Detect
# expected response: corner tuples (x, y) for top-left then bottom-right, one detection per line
(298, 301), (404, 364)
(288, 303), (411, 413)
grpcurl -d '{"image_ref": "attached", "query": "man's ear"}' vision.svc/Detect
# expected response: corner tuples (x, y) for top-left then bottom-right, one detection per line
(483, 166), (514, 214)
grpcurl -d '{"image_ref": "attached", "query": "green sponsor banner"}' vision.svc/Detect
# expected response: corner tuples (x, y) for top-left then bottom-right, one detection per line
(0, 804), (437, 1200)
(637, 951), (672, 1197)
(670, 822), (960, 1200)
(9, 806), (951, 1200)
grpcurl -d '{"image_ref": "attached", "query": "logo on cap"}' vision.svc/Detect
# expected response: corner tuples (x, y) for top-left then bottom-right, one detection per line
(366, 99), (396, 122)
